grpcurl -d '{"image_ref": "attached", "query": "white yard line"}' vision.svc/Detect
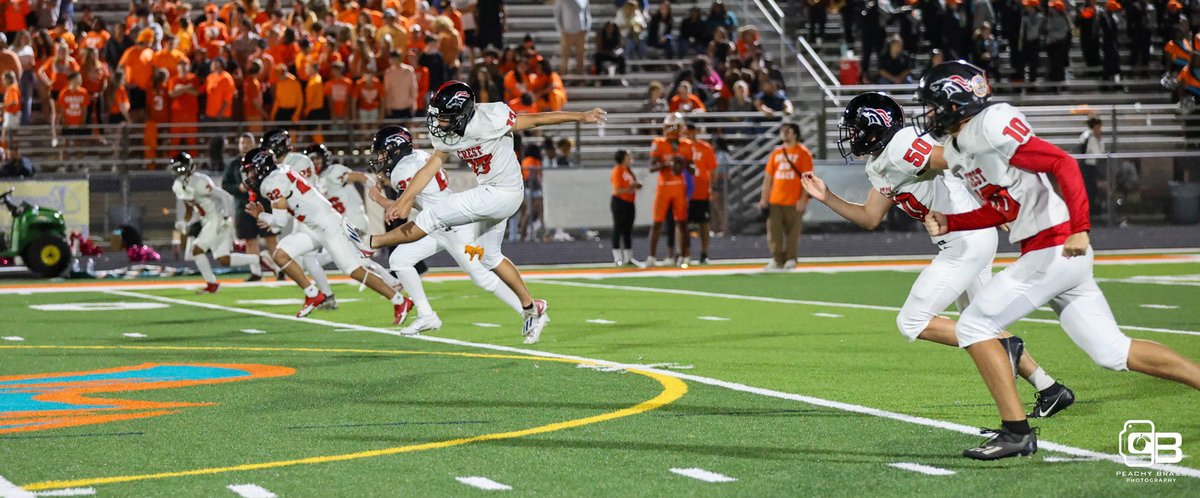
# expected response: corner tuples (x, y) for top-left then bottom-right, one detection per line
(472, 322), (502, 328)
(1140, 304), (1180, 310)
(0, 476), (34, 498)
(669, 468), (736, 483)
(539, 281), (1200, 337)
(455, 477), (511, 491)
(586, 319), (617, 325)
(99, 289), (1200, 479)
(887, 463), (956, 476)
(226, 484), (276, 498)
(2, 336), (23, 341)
(812, 313), (843, 318)
(697, 316), (730, 321)
(121, 333), (147, 338)
(1095, 277), (1200, 287)
(1043, 456), (1100, 463)
(31, 489), (95, 497)
(240, 329), (267, 334)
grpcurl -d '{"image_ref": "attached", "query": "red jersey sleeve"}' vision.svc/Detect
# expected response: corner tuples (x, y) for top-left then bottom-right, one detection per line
(1007, 136), (1091, 234)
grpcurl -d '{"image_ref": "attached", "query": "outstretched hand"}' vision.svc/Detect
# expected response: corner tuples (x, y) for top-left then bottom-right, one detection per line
(800, 172), (828, 202)
(581, 108), (607, 125)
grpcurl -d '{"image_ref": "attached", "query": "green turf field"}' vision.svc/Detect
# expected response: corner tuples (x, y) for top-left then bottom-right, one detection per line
(1, 258), (1198, 496)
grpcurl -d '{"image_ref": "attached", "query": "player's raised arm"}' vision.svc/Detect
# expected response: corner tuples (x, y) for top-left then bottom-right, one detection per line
(389, 150), (449, 221)
(512, 108), (607, 132)
(801, 172), (892, 230)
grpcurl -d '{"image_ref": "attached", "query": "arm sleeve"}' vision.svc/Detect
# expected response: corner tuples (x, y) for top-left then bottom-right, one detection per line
(946, 204), (1011, 232)
(1008, 136), (1091, 233)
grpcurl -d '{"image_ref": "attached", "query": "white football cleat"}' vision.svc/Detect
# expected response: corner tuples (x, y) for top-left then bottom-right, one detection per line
(764, 260), (781, 271)
(522, 299), (549, 344)
(783, 259), (797, 270)
(342, 218), (375, 257)
(644, 256), (656, 268)
(400, 312), (442, 336)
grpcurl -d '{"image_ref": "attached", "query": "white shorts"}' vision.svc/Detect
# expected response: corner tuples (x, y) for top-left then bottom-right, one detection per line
(412, 186), (521, 270)
(3, 112), (19, 129)
(388, 223), (500, 289)
(194, 217), (233, 259)
(277, 221), (365, 275)
(956, 245), (1131, 370)
(896, 228), (998, 341)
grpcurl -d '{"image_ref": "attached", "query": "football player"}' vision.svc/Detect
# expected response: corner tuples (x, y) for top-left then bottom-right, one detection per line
(801, 92), (1075, 420)
(917, 61), (1200, 460)
(170, 152), (263, 293)
(647, 112), (692, 268)
(368, 125), (526, 336)
(306, 143), (370, 232)
(242, 147), (413, 320)
(346, 80), (606, 344)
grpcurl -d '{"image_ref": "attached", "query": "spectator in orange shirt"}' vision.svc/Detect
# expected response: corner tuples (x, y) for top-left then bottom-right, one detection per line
(324, 61), (354, 126)
(503, 54), (537, 104)
(145, 68), (172, 162)
(302, 61), (326, 120)
(757, 123), (811, 270)
(610, 149), (642, 267)
(535, 59), (567, 112)
(152, 36), (188, 79)
(433, 15), (462, 73)
(668, 80), (706, 113)
(3, 0), (31, 35)
(78, 48), (109, 143)
(105, 70), (131, 125)
(266, 28), (300, 72)
(80, 22), (112, 60)
(118, 29), (155, 117)
(197, 4), (230, 59)
(168, 60), (201, 153)
(354, 72), (383, 128)
(55, 72), (93, 156)
(2, 71), (19, 148)
(204, 58), (235, 120)
(38, 43), (79, 99)
(272, 65), (304, 122)
(242, 60), (267, 131)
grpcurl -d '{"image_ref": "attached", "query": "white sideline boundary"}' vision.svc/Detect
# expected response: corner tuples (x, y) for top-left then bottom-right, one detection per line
(538, 281), (1200, 338)
(95, 289), (1200, 479)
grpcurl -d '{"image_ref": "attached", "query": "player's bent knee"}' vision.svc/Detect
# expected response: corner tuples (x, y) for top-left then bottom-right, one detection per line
(272, 250), (291, 267)
(954, 315), (1002, 349)
(482, 253), (505, 271)
(895, 310), (931, 342)
(1087, 339), (1132, 371)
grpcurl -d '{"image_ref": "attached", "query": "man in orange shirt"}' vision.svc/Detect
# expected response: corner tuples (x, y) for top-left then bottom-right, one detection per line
(168, 60), (201, 154)
(204, 58), (235, 121)
(118, 29), (155, 119)
(647, 112), (692, 268)
(196, 4), (229, 59)
(686, 123), (718, 264)
(354, 72), (383, 129)
(323, 61), (354, 129)
(145, 69), (172, 163)
(55, 72), (92, 157)
(152, 35), (188, 79)
(758, 123), (811, 270)
(271, 65), (304, 122)
(242, 60), (267, 131)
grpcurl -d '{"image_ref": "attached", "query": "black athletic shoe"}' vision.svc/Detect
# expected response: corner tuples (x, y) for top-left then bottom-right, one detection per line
(1029, 383), (1075, 418)
(998, 336), (1025, 379)
(246, 274), (263, 282)
(963, 427), (1038, 460)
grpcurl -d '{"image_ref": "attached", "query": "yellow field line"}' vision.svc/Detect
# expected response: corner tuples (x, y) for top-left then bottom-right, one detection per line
(4, 345), (688, 491)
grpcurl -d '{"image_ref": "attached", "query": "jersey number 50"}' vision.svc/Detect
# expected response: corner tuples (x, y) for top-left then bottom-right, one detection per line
(902, 138), (933, 169)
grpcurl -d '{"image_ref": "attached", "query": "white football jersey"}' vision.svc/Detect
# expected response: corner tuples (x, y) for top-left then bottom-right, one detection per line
(259, 167), (340, 230)
(865, 126), (984, 246)
(317, 163), (367, 229)
(282, 152), (316, 179)
(430, 102), (523, 191)
(173, 173), (233, 220)
(389, 149), (453, 211)
(942, 104), (1070, 244)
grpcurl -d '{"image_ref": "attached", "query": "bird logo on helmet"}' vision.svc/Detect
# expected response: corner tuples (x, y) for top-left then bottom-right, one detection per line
(914, 60), (992, 138)
(304, 143), (331, 175)
(427, 81), (476, 143)
(168, 152), (194, 178)
(370, 125), (414, 176)
(261, 128), (291, 159)
(838, 92), (905, 158)
(240, 147), (277, 194)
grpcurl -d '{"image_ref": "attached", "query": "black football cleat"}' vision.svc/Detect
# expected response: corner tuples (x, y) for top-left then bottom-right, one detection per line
(963, 427), (1038, 460)
(998, 336), (1025, 379)
(1029, 383), (1075, 418)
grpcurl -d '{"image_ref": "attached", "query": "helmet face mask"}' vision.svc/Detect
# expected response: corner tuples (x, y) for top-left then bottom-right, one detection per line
(261, 128), (291, 159)
(304, 143), (330, 175)
(169, 152), (194, 178)
(370, 125), (414, 176)
(241, 147), (277, 194)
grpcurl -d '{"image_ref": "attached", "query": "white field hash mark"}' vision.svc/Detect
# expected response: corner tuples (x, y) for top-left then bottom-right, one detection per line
(2, 336), (23, 341)
(101, 289), (1200, 480)
(31, 489), (96, 497)
(455, 477), (512, 491)
(240, 329), (267, 334)
(472, 322), (502, 328)
(697, 316), (730, 321)
(1140, 304), (1180, 310)
(669, 468), (736, 483)
(121, 333), (147, 338)
(888, 462), (956, 476)
(586, 319), (617, 324)
(226, 484), (276, 498)
(0, 475), (34, 498)
(812, 313), (843, 318)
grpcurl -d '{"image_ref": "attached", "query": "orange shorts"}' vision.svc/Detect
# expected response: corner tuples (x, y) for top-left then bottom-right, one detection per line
(653, 189), (688, 223)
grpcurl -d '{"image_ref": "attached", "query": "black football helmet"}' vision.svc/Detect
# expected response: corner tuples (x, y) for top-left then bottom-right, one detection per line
(241, 147), (277, 194)
(369, 125), (414, 176)
(838, 92), (905, 158)
(427, 80), (476, 143)
(168, 152), (194, 178)
(914, 60), (992, 138)
(305, 143), (331, 174)
(261, 128), (291, 159)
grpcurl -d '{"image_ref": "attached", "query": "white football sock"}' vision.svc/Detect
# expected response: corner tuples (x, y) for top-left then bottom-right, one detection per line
(391, 292), (408, 305)
(394, 267), (433, 315)
(612, 248), (622, 265)
(229, 253), (262, 276)
(303, 284), (319, 298)
(304, 255), (332, 296)
(622, 249), (633, 263)
(492, 282), (525, 314)
(1025, 367), (1057, 392)
(194, 254), (215, 283)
